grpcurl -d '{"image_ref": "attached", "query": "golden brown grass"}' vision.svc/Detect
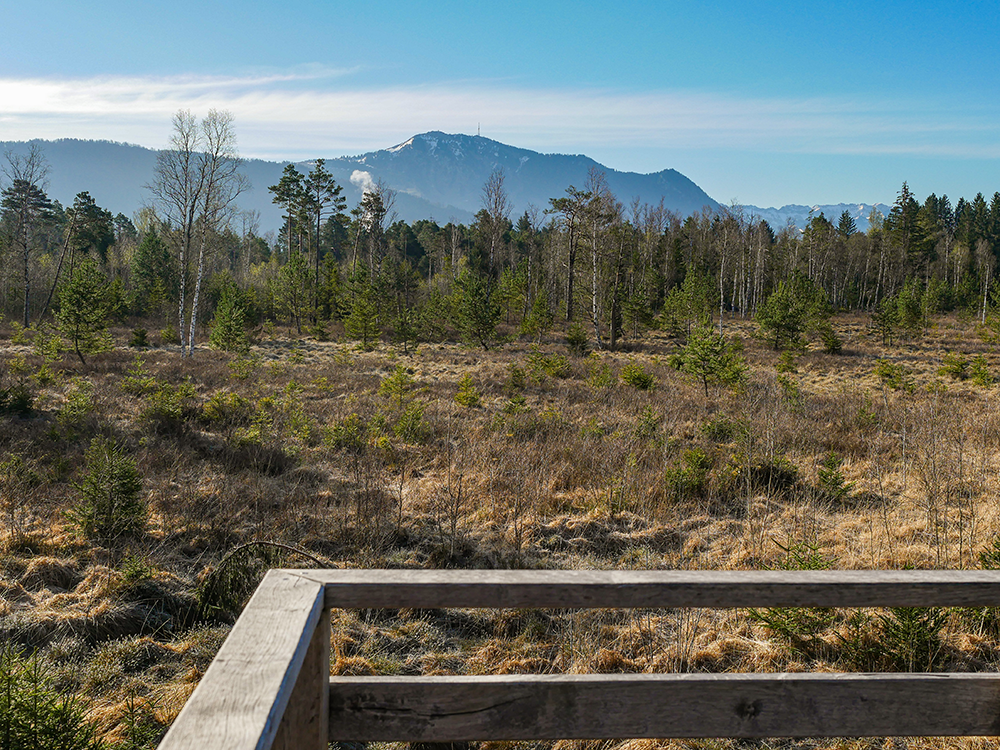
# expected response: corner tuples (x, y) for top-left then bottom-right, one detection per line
(4, 316), (1000, 747)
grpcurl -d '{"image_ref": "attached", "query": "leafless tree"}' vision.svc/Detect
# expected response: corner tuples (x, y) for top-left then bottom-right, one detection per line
(481, 167), (512, 272)
(187, 111), (249, 356)
(147, 110), (247, 356)
(1, 144), (51, 327)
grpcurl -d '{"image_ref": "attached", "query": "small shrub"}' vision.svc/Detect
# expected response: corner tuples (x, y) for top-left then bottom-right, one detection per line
(9, 321), (32, 345)
(201, 390), (255, 429)
(32, 326), (63, 362)
(875, 359), (915, 393)
(68, 436), (145, 541)
(776, 373), (804, 410)
(120, 357), (158, 396)
(980, 535), (1000, 569)
(324, 413), (367, 453)
(455, 373), (481, 408)
(228, 353), (262, 381)
(621, 360), (655, 390)
(143, 379), (197, 432)
(586, 360), (616, 389)
(393, 401), (430, 443)
(634, 406), (659, 439)
(664, 447), (712, 500)
(938, 352), (969, 380)
(505, 363), (526, 393)
(776, 350), (797, 373)
(159, 324), (181, 345)
(748, 541), (835, 655)
(502, 394), (529, 414)
(971, 354), (993, 387)
(379, 365), (415, 410)
(0, 644), (102, 750)
(817, 451), (854, 503)
(702, 413), (740, 442)
(528, 347), (570, 380)
(0, 381), (33, 416)
(875, 607), (949, 672)
(566, 322), (590, 356)
(128, 327), (149, 348)
(817, 322), (843, 354)
(57, 378), (94, 429)
(670, 325), (747, 396)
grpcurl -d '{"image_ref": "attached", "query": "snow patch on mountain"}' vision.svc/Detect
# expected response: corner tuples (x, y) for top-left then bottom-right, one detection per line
(387, 137), (414, 154)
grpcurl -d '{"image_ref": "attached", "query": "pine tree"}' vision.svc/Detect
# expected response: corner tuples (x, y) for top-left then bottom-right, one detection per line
(54, 257), (114, 364)
(344, 283), (381, 350)
(670, 324), (747, 397)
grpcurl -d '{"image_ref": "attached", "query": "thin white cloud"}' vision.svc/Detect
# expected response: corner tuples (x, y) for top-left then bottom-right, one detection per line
(1, 72), (997, 162)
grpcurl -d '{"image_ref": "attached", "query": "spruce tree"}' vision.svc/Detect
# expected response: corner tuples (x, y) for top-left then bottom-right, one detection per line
(209, 283), (250, 353)
(54, 256), (114, 365)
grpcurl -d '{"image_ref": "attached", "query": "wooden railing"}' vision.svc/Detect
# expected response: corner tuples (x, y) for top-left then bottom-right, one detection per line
(158, 570), (1000, 749)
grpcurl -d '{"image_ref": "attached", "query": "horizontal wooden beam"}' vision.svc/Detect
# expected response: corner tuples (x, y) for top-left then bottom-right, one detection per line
(159, 570), (327, 750)
(298, 569), (1000, 609)
(328, 673), (1000, 740)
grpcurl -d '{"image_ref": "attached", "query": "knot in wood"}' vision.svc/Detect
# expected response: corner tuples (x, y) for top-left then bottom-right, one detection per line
(737, 699), (762, 721)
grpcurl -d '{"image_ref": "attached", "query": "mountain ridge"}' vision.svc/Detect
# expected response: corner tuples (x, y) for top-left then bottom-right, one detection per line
(0, 134), (884, 234)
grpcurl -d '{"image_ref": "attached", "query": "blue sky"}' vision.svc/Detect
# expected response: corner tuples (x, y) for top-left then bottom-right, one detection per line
(2, 0), (999, 208)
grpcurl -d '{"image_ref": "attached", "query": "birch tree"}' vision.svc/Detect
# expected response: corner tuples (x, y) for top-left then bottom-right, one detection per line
(147, 110), (247, 357)
(187, 110), (248, 357)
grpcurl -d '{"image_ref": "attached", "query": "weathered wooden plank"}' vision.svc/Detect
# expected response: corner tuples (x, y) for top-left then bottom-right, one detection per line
(299, 569), (1000, 609)
(273, 606), (330, 750)
(328, 673), (1000, 740)
(159, 570), (327, 750)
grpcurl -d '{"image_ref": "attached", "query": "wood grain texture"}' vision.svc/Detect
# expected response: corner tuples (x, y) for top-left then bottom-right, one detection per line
(328, 673), (1000, 740)
(273, 606), (330, 750)
(158, 570), (327, 750)
(299, 569), (1000, 609)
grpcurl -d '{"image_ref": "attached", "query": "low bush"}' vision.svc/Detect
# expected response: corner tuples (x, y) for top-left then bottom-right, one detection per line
(454, 373), (481, 408)
(566, 322), (590, 357)
(0, 644), (101, 750)
(621, 360), (655, 390)
(68, 437), (146, 541)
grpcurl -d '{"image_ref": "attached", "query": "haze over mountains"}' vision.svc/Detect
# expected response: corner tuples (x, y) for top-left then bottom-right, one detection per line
(0, 133), (887, 234)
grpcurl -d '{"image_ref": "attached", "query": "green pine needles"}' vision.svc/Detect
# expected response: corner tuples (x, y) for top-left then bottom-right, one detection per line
(0, 645), (101, 750)
(54, 256), (115, 365)
(670, 324), (747, 397)
(68, 437), (145, 541)
(209, 283), (251, 353)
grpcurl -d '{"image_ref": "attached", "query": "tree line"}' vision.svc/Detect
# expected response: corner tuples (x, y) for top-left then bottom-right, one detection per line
(4, 110), (1000, 360)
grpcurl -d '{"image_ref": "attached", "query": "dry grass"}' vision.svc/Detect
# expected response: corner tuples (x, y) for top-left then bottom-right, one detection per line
(4, 316), (1000, 747)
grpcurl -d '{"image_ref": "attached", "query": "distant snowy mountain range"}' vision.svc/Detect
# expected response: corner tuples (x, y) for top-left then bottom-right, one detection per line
(744, 202), (890, 234)
(0, 132), (885, 234)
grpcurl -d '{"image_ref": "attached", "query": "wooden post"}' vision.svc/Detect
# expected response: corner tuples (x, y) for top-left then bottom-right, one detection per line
(158, 570), (327, 750)
(273, 607), (330, 749)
